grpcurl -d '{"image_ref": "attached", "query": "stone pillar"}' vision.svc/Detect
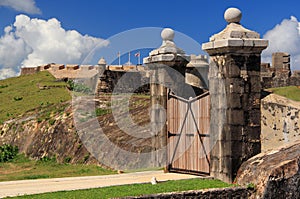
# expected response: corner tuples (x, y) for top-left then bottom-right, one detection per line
(144, 28), (189, 167)
(202, 8), (268, 183)
(96, 57), (107, 95)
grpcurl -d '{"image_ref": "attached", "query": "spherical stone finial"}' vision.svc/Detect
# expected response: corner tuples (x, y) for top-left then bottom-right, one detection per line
(161, 28), (175, 41)
(224, 7), (242, 23)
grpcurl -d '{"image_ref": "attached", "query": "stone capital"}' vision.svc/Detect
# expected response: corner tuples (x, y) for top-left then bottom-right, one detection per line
(202, 38), (268, 55)
(202, 13), (268, 55)
(144, 28), (190, 67)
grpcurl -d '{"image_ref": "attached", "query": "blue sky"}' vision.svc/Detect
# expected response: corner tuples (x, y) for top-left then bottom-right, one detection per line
(0, 0), (300, 79)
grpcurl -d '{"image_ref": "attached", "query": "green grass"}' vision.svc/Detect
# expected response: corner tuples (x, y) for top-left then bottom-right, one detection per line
(0, 71), (71, 122)
(95, 108), (111, 116)
(14, 178), (231, 199)
(0, 154), (116, 182)
(269, 86), (300, 101)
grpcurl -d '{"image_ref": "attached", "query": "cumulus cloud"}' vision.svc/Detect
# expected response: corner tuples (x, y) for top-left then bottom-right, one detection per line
(0, 0), (41, 14)
(262, 16), (300, 71)
(0, 68), (20, 80)
(0, 14), (109, 79)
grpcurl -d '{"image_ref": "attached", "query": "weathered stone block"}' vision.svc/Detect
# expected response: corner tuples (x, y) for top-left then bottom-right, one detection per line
(236, 141), (300, 199)
(222, 124), (244, 141)
(242, 39), (254, 46)
(227, 93), (242, 108)
(248, 108), (261, 126)
(248, 92), (261, 109)
(243, 142), (261, 160)
(250, 76), (261, 92)
(245, 55), (261, 72)
(226, 66), (241, 78)
(201, 41), (214, 50)
(226, 78), (244, 93)
(227, 109), (244, 125)
(231, 140), (243, 157)
(253, 39), (269, 48)
(245, 126), (261, 140)
(230, 126), (245, 141)
(211, 140), (232, 157)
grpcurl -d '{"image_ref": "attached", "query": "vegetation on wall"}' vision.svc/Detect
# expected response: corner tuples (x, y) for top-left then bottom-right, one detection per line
(0, 144), (18, 162)
(67, 80), (92, 94)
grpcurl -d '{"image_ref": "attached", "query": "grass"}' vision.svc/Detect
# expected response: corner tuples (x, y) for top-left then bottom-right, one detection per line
(0, 154), (116, 182)
(0, 71), (71, 123)
(13, 178), (232, 199)
(95, 108), (111, 116)
(269, 86), (300, 101)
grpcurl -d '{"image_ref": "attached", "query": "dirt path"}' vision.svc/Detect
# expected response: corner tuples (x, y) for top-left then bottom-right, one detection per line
(0, 171), (207, 198)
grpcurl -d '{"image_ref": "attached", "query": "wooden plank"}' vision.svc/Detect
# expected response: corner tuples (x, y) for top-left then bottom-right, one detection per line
(167, 91), (210, 174)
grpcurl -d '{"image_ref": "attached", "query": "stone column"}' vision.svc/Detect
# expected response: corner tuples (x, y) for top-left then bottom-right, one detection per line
(96, 57), (107, 95)
(144, 28), (189, 167)
(202, 8), (268, 183)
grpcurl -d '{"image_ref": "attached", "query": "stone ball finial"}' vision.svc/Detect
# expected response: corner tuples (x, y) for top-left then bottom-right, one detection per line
(161, 28), (174, 41)
(224, 7), (242, 23)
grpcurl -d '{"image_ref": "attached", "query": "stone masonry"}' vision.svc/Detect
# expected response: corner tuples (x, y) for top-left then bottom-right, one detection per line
(202, 7), (268, 183)
(144, 28), (190, 167)
(261, 52), (300, 88)
(261, 93), (300, 152)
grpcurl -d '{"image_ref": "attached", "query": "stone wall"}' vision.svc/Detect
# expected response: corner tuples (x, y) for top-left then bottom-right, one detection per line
(122, 187), (254, 199)
(20, 67), (41, 75)
(261, 52), (300, 88)
(21, 64), (151, 94)
(97, 70), (150, 94)
(261, 75), (300, 89)
(261, 93), (300, 152)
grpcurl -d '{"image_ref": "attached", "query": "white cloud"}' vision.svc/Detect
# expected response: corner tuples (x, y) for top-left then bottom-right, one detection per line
(0, 0), (41, 14)
(0, 68), (19, 80)
(0, 14), (109, 79)
(262, 16), (300, 71)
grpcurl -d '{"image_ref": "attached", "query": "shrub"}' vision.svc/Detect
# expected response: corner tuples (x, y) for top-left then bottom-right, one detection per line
(84, 154), (89, 162)
(0, 144), (19, 162)
(48, 119), (56, 125)
(37, 117), (43, 123)
(39, 156), (56, 163)
(64, 156), (72, 163)
(67, 80), (92, 94)
(13, 96), (23, 101)
(96, 108), (111, 116)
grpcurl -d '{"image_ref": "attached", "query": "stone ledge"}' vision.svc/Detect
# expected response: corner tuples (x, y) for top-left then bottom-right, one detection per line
(202, 39), (268, 51)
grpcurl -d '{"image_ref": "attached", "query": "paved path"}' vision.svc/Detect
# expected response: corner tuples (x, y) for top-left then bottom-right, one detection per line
(0, 171), (206, 198)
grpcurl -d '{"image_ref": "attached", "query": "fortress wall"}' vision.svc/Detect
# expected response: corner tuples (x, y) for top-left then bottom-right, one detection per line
(20, 64), (150, 94)
(97, 69), (150, 94)
(20, 67), (39, 75)
(262, 74), (300, 89)
(261, 94), (300, 152)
